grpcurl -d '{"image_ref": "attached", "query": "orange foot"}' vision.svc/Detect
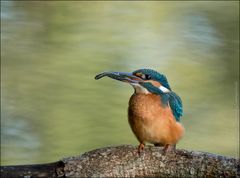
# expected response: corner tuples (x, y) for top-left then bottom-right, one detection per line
(138, 143), (145, 155)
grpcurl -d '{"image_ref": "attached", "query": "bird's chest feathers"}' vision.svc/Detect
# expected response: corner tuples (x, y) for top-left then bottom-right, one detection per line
(128, 94), (172, 122)
(128, 93), (183, 145)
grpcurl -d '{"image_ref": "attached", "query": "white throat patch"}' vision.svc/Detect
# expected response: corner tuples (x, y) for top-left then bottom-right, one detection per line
(131, 83), (150, 94)
(159, 86), (170, 93)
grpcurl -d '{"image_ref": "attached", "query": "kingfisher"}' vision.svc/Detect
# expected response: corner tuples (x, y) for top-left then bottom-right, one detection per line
(95, 69), (184, 154)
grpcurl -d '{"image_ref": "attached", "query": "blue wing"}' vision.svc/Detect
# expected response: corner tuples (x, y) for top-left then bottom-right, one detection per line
(168, 92), (183, 122)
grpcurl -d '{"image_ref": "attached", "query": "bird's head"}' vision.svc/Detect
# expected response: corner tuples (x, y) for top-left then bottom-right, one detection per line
(95, 69), (171, 94)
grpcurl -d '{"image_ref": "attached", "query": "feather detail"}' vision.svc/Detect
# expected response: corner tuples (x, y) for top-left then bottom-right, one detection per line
(168, 92), (183, 122)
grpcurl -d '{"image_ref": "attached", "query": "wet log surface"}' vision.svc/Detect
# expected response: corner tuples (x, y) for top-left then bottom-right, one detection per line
(1, 145), (239, 178)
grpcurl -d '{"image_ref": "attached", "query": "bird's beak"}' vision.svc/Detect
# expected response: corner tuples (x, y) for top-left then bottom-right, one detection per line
(95, 71), (143, 84)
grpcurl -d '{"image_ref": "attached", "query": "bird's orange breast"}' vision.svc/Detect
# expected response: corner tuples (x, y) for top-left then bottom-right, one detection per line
(128, 93), (184, 145)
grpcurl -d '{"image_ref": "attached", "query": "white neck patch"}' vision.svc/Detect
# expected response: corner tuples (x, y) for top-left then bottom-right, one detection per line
(159, 86), (170, 93)
(131, 83), (150, 94)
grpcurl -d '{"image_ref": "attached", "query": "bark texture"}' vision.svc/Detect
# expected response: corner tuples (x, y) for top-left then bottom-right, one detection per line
(1, 145), (239, 178)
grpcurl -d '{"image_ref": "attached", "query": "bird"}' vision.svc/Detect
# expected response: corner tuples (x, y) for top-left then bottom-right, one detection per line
(95, 69), (184, 154)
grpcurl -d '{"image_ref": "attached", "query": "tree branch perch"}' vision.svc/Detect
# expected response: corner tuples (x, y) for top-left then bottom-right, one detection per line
(1, 145), (239, 178)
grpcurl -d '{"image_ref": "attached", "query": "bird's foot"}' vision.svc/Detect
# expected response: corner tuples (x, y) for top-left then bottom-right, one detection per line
(162, 144), (175, 155)
(137, 143), (145, 155)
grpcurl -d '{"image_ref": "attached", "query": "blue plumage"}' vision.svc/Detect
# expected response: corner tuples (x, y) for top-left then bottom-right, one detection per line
(133, 69), (171, 90)
(168, 92), (183, 122)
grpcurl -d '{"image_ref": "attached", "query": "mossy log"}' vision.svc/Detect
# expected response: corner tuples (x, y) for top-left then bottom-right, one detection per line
(1, 145), (239, 178)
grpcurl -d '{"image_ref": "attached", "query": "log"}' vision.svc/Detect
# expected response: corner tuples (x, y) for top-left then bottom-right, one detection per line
(0, 161), (65, 178)
(1, 145), (239, 178)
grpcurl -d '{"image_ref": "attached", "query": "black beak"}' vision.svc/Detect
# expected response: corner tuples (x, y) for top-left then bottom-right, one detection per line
(95, 71), (142, 84)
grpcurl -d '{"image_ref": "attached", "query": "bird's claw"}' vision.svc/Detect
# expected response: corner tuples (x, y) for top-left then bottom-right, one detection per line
(137, 143), (145, 155)
(162, 144), (175, 155)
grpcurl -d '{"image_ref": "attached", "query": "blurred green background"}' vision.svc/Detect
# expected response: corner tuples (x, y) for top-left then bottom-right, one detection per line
(1, 1), (239, 165)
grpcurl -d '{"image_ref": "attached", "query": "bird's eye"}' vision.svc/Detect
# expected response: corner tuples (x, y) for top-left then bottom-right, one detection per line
(144, 74), (151, 80)
(134, 73), (151, 80)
